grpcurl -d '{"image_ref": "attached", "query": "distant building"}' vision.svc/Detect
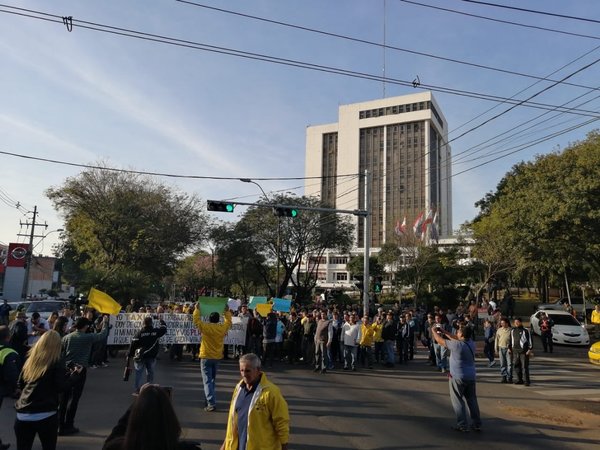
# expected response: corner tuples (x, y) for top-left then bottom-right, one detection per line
(305, 92), (452, 250)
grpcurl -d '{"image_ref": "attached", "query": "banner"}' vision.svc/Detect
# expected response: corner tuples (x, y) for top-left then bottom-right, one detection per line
(256, 303), (273, 317)
(272, 298), (291, 313)
(107, 313), (246, 346)
(227, 298), (241, 311)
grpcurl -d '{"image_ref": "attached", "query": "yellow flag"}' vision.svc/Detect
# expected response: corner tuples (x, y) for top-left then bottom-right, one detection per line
(88, 287), (122, 315)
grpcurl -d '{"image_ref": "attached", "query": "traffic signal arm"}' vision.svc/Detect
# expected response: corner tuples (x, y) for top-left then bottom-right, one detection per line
(207, 200), (235, 213)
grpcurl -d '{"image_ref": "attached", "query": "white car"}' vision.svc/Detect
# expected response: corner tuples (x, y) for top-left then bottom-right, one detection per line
(530, 310), (590, 346)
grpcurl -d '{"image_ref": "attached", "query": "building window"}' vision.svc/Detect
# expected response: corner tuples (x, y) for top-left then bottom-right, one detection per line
(336, 272), (348, 281)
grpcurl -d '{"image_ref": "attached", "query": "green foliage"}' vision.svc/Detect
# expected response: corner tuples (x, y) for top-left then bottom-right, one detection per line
(47, 166), (208, 301)
(471, 131), (600, 289)
(346, 255), (384, 279)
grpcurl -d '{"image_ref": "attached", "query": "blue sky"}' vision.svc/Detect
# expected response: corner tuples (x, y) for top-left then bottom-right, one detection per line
(1, 0), (599, 253)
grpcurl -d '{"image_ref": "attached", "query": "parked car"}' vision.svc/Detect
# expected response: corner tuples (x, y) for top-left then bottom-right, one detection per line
(26, 300), (67, 320)
(589, 341), (600, 366)
(535, 297), (595, 321)
(530, 310), (590, 346)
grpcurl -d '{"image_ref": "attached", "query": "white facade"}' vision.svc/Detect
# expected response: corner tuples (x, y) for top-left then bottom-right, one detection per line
(305, 92), (452, 249)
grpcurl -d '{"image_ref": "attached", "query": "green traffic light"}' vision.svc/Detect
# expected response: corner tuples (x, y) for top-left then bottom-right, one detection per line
(226, 204), (234, 212)
(291, 209), (298, 217)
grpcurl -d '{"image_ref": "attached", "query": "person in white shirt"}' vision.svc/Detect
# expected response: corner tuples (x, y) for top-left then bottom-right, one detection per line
(341, 314), (361, 371)
(27, 312), (48, 346)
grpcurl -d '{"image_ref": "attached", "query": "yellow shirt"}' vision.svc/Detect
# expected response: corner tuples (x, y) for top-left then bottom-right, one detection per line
(591, 310), (600, 325)
(359, 323), (375, 347)
(192, 308), (232, 359)
(372, 322), (384, 342)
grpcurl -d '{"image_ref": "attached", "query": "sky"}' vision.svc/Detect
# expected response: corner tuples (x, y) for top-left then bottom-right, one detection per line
(1, 0), (599, 255)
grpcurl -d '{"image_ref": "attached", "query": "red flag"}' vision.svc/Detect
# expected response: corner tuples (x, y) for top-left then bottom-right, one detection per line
(394, 217), (407, 236)
(412, 211), (424, 237)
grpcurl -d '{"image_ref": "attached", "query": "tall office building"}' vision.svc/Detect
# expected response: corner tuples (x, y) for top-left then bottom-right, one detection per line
(305, 92), (452, 250)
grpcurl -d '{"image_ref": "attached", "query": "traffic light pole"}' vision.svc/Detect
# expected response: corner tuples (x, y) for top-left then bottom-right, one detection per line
(206, 200), (368, 217)
(363, 170), (371, 317)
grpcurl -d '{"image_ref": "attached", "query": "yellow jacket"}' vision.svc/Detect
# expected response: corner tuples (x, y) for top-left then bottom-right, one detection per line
(359, 323), (375, 347)
(592, 309), (600, 325)
(372, 322), (384, 343)
(223, 373), (289, 450)
(192, 308), (232, 359)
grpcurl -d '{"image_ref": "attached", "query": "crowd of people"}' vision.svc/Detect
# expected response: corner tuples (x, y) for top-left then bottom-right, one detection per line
(0, 290), (560, 448)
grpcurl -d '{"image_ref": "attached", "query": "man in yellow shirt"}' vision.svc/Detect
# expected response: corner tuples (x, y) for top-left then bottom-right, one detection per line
(193, 306), (232, 411)
(591, 304), (600, 339)
(359, 316), (375, 369)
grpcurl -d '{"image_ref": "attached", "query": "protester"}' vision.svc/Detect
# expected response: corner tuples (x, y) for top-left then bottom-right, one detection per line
(359, 316), (374, 369)
(431, 324), (482, 432)
(538, 312), (554, 353)
(313, 311), (332, 373)
(592, 304), (600, 339)
(14, 330), (82, 450)
(433, 314), (450, 373)
(221, 353), (289, 450)
(262, 313), (278, 368)
(381, 312), (396, 368)
(494, 317), (513, 383)
(341, 314), (360, 371)
(59, 315), (110, 435)
(284, 311), (302, 364)
(301, 312), (316, 366)
(482, 319), (496, 367)
(103, 384), (201, 450)
(1, 326), (20, 450)
(0, 300), (12, 327)
(372, 314), (384, 364)
(27, 313), (47, 347)
(128, 316), (167, 394)
(9, 312), (29, 361)
(192, 305), (232, 412)
(52, 317), (69, 338)
(509, 317), (533, 386)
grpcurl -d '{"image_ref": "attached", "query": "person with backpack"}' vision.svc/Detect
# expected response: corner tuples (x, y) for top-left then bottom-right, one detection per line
(127, 316), (167, 395)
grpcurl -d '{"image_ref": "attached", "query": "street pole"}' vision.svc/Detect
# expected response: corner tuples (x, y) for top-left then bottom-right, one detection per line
(20, 205), (47, 299)
(363, 170), (371, 317)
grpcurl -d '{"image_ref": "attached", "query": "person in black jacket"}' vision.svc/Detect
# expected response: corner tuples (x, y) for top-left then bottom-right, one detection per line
(9, 312), (29, 362)
(128, 316), (167, 394)
(103, 384), (201, 450)
(1, 325), (20, 450)
(14, 330), (81, 450)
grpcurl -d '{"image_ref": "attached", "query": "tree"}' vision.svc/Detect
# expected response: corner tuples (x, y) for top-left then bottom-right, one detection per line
(237, 194), (354, 300)
(174, 251), (213, 302)
(47, 166), (209, 301)
(471, 131), (600, 297)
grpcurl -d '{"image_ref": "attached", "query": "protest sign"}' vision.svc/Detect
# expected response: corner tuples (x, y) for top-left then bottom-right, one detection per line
(198, 297), (228, 316)
(248, 296), (268, 309)
(227, 298), (241, 311)
(107, 313), (247, 346)
(272, 298), (291, 313)
(256, 303), (273, 317)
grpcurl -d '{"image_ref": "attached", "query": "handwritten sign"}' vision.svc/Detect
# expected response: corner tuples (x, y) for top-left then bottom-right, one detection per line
(107, 313), (247, 346)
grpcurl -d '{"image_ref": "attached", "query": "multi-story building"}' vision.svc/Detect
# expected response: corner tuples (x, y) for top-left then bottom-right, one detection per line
(305, 92), (452, 250)
(301, 92), (452, 290)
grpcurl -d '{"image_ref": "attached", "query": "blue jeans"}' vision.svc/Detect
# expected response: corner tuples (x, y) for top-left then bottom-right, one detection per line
(134, 358), (156, 392)
(201, 358), (219, 407)
(343, 345), (357, 369)
(434, 342), (448, 370)
(499, 347), (512, 380)
(384, 340), (395, 365)
(449, 377), (481, 429)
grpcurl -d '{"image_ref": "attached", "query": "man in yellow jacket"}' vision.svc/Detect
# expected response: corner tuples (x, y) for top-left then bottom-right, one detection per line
(193, 306), (232, 411)
(221, 353), (289, 450)
(592, 304), (600, 338)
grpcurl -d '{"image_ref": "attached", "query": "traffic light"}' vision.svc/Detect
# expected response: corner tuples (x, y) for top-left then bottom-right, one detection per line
(207, 200), (235, 213)
(273, 207), (298, 217)
(374, 277), (382, 293)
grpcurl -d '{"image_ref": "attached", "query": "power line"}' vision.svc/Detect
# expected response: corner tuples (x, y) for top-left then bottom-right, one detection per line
(0, 149), (359, 181)
(398, 0), (600, 41)
(458, 0), (600, 25)
(175, 0), (599, 92)
(0, 5), (599, 118)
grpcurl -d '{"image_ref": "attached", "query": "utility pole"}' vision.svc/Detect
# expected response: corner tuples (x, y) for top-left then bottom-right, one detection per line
(18, 206), (47, 299)
(363, 170), (371, 317)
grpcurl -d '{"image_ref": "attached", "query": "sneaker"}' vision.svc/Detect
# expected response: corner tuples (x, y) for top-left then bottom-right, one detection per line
(204, 405), (216, 412)
(514, 380), (524, 385)
(441, 368), (447, 374)
(471, 425), (482, 432)
(488, 361), (496, 368)
(451, 425), (469, 433)
(90, 365), (98, 369)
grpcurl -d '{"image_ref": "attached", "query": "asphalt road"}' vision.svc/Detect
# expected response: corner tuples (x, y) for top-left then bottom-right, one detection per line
(1, 338), (599, 450)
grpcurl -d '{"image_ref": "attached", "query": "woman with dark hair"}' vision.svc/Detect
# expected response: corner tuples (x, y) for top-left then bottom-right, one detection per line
(52, 317), (69, 337)
(14, 330), (82, 450)
(103, 384), (200, 450)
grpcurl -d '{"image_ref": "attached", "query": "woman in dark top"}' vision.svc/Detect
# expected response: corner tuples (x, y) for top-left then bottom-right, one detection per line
(14, 330), (81, 450)
(103, 384), (201, 450)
